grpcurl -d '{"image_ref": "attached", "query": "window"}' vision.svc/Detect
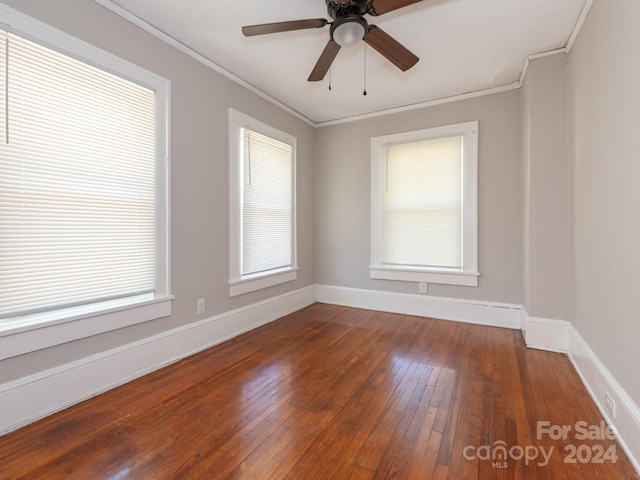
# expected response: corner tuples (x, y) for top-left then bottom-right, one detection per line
(0, 6), (170, 356)
(371, 122), (478, 286)
(229, 109), (297, 296)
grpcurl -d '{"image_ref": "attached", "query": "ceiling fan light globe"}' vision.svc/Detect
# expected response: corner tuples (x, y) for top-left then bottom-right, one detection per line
(332, 21), (365, 47)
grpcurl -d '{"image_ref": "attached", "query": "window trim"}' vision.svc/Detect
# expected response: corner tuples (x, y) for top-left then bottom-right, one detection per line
(228, 109), (297, 297)
(0, 4), (172, 358)
(370, 121), (479, 287)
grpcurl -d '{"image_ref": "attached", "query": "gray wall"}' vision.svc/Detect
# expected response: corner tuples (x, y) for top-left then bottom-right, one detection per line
(0, 0), (315, 383)
(568, 0), (640, 404)
(315, 92), (523, 304)
(521, 54), (570, 320)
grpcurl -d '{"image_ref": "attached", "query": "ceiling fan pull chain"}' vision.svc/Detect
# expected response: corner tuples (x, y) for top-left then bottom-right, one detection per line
(363, 42), (367, 96)
(329, 68), (332, 91)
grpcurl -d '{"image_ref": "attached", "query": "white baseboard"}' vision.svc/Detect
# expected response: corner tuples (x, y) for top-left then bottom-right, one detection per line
(568, 325), (640, 475)
(520, 309), (569, 353)
(315, 284), (522, 329)
(0, 285), (316, 435)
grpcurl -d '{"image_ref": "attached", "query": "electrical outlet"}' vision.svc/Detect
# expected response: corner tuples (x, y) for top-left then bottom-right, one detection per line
(419, 282), (428, 294)
(605, 392), (616, 418)
(196, 298), (205, 315)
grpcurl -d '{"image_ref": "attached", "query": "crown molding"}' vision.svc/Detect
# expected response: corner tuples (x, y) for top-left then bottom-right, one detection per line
(93, 0), (316, 127)
(566, 0), (594, 53)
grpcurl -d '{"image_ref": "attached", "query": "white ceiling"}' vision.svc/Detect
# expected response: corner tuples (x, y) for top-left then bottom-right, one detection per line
(101, 0), (587, 125)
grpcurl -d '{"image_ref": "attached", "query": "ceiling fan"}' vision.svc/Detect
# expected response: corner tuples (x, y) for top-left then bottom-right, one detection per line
(242, 0), (422, 82)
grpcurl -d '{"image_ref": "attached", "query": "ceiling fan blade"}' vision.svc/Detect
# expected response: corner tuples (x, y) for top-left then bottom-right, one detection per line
(242, 18), (328, 37)
(308, 40), (341, 82)
(365, 25), (419, 71)
(368, 0), (422, 15)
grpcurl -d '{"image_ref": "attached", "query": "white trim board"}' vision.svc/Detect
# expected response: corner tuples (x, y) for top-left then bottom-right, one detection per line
(568, 324), (640, 475)
(315, 285), (522, 329)
(520, 309), (569, 353)
(316, 84), (520, 128)
(0, 286), (316, 435)
(566, 0), (594, 53)
(516, 0), (594, 86)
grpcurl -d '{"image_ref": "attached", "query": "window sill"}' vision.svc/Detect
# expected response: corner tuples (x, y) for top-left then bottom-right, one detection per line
(370, 266), (479, 287)
(229, 268), (298, 297)
(0, 294), (173, 360)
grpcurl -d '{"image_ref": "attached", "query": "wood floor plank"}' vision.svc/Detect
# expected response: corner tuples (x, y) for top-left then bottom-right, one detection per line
(0, 304), (636, 479)
(287, 314), (420, 479)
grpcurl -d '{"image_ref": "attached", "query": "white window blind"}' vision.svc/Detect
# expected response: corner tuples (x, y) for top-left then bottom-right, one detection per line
(0, 29), (158, 318)
(241, 128), (293, 276)
(382, 135), (463, 269)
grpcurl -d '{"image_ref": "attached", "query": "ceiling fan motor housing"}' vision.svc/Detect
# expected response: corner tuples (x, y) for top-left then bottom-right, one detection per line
(325, 0), (373, 19)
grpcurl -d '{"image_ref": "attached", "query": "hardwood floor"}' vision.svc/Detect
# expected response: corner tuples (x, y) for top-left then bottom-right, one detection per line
(0, 304), (637, 479)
